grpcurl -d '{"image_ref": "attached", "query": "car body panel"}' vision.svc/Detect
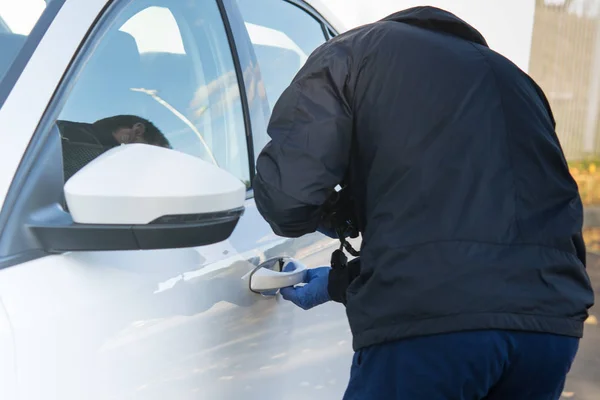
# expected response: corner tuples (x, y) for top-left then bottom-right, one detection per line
(0, 208), (351, 399)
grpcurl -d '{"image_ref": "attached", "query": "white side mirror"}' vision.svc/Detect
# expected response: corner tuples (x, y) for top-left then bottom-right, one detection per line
(65, 144), (245, 224)
(33, 145), (246, 252)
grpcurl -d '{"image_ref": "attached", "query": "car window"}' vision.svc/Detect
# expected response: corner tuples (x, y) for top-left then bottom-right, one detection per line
(234, 0), (328, 154)
(57, 0), (250, 187)
(0, 0), (49, 84)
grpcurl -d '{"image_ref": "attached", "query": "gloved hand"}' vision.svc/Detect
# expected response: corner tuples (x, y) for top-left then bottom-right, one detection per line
(280, 263), (331, 310)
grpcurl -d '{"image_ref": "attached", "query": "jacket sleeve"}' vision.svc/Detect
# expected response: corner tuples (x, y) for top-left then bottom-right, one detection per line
(253, 39), (355, 238)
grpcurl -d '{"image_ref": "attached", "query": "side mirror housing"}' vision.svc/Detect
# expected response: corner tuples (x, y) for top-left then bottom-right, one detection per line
(31, 144), (246, 252)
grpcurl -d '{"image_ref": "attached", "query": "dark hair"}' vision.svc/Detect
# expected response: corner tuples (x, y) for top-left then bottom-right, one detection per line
(92, 115), (171, 148)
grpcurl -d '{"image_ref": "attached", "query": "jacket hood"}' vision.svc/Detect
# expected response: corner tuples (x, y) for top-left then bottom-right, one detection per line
(381, 6), (488, 47)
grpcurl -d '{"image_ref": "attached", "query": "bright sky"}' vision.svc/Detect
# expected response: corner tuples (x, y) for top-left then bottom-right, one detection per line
(0, 0), (46, 35)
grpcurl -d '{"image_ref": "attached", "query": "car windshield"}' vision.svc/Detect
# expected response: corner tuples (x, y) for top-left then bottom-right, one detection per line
(0, 0), (51, 85)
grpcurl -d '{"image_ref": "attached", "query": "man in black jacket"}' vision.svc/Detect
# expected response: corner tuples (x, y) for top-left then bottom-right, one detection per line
(253, 6), (594, 399)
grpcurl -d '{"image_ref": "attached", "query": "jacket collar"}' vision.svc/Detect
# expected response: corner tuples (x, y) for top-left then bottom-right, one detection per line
(381, 6), (488, 47)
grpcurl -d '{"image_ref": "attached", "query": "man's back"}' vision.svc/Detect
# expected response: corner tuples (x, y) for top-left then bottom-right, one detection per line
(254, 6), (594, 351)
(353, 18), (577, 247)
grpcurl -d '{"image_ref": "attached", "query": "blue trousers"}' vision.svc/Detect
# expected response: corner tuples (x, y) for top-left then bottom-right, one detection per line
(343, 330), (579, 400)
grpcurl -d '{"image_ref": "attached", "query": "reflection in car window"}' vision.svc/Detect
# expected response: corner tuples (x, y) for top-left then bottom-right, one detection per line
(119, 6), (185, 55)
(235, 0), (327, 154)
(57, 0), (250, 186)
(0, 0), (47, 84)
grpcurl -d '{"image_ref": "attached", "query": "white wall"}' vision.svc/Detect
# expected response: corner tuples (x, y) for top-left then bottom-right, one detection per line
(324, 0), (536, 73)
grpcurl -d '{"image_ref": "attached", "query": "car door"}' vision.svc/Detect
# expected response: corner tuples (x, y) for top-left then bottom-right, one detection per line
(221, 2), (356, 399)
(0, 0), (352, 399)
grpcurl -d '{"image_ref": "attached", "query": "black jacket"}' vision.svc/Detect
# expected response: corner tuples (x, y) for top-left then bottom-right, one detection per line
(253, 6), (594, 350)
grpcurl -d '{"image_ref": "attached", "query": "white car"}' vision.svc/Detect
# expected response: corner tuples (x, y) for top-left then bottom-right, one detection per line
(0, 0), (355, 399)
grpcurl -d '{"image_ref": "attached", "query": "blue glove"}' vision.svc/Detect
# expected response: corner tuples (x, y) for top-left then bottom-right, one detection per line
(280, 264), (331, 310)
